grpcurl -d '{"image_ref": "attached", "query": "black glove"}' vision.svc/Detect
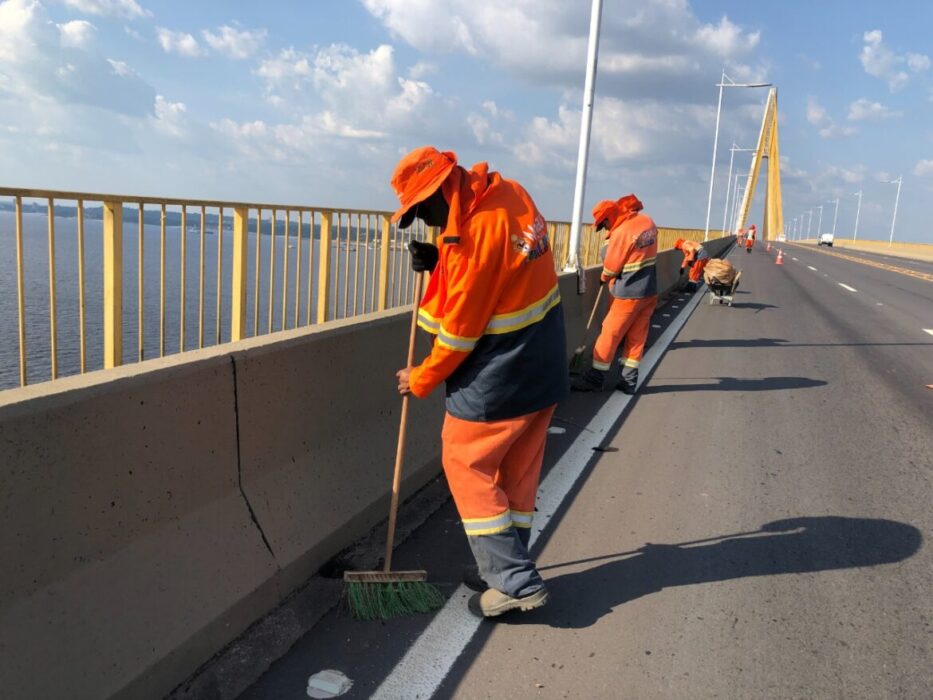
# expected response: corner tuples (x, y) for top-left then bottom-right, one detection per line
(679, 267), (685, 276)
(408, 240), (439, 273)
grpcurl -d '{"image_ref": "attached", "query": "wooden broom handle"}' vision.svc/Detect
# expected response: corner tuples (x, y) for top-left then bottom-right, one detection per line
(585, 284), (605, 331)
(383, 270), (424, 572)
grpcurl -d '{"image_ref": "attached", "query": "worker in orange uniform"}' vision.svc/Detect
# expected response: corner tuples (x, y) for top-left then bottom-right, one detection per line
(391, 147), (568, 618)
(571, 195), (658, 394)
(674, 237), (710, 292)
(745, 224), (756, 253)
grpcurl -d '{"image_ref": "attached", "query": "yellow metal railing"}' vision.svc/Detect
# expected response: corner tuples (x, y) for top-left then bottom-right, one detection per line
(0, 186), (722, 389)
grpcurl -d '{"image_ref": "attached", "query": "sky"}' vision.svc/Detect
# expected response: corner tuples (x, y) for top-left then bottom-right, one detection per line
(0, 0), (930, 242)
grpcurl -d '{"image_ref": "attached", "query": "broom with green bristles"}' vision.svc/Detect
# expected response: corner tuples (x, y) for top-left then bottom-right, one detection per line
(344, 270), (446, 620)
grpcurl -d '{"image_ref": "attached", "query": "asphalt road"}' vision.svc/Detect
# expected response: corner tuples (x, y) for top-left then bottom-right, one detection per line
(242, 243), (932, 699)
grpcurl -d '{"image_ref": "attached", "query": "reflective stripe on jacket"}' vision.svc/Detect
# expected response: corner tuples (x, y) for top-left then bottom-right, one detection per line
(409, 164), (568, 421)
(600, 212), (659, 300)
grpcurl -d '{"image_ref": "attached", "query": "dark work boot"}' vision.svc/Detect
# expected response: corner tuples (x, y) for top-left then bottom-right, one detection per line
(570, 367), (605, 392)
(463, 565), (488, 592)
(616, 367), (638, 395)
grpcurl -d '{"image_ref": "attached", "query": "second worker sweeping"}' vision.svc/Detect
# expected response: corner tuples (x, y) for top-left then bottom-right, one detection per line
(571, 194), (658, 394)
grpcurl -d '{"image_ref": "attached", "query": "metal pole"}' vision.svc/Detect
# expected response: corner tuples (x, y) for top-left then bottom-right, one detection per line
(721, 143), (736, 234)
(889, 176), (902, 246)
(807, 210), (813, 238)
(853, 190), (862, 241)
(816, 205), (824, 237)
(831, 198), (839, 236)
(703, 72), (726, 242)
(566, 0), (603, 284)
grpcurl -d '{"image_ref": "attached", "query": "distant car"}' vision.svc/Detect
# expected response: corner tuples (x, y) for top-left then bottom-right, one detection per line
(818, 232), (834, 247)
(776, 234), (787, 242)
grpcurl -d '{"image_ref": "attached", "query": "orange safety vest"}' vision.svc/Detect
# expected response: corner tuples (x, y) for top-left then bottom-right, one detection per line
(409, 163), (567, 421)
(601, 211), (659, 299)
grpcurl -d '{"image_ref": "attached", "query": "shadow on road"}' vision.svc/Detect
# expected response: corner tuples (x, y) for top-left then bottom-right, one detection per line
(730, 301), (779, 312)
(511, 516), (922, 629)
(641, 376), (827, 394)
(670, 338), (932, 350)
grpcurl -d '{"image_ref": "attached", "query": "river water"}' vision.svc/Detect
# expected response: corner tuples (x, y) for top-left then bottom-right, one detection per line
(0, 211), (421, 390)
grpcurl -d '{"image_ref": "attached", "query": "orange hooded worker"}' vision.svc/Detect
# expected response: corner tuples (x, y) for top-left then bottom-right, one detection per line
(674, 237), (710, 291)
(391, 147), (568, 618)
(745, 224), (757, 253)
(571, 194), (658, 394)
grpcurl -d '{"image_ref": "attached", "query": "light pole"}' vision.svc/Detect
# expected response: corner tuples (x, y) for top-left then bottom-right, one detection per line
(816, 205), (824, 238)
(828, 198), (840, 237)
(806, 209), (814, 239)
(722, 144), (755, 234)
(566, 0), (603, 282)
(887, 176), (903, 245)
(852, 190), (863, 241)
(729, 172), (748, 236)
(703, 73), (772, 241)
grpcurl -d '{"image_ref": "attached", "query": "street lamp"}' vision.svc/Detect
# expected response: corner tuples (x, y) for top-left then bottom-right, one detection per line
(703, 73), (772, 241)
(852, 190), (863, 241)
(827, 198), (840, 237)
(806, 209), (814, 239)
(721, 144), (755, 234)
(886, 176), (903, 245)
(729, 171), (748, 236)
(816, 205), (824, 238)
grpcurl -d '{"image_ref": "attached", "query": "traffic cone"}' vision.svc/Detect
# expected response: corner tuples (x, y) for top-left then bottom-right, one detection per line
(775, 249), (784, 265)
(766, 242), (772, 253)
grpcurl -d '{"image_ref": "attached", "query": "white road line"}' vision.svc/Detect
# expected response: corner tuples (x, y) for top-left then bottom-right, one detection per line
(807, 266), (818, 271)
(838, 283), (858, 292)
(792, 257), (798, 261)
(372, 284), (709, 700)
(924, 329), (933, 337)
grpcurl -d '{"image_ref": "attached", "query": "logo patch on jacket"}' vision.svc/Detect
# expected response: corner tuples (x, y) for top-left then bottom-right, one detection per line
(634, 227), (657, 249)
(512, 214), (550, 261)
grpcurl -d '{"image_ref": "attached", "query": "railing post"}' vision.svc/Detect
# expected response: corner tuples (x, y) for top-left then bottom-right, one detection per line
(231, 206), (248, 341)
(103, 201), (123, 368)
(316, 210), (333, 323)
(378, 214), (391, 311)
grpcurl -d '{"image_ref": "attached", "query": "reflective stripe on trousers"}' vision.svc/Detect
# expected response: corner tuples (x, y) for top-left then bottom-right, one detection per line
(441, 405), (556, 597)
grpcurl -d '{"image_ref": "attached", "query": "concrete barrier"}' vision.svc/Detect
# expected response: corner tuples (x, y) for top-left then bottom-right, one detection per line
(0, 355), (279, 700)
(0, 237), (733, 699)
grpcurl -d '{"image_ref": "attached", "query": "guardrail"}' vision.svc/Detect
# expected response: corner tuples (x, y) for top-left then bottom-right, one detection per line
(0, 186), (721, 389)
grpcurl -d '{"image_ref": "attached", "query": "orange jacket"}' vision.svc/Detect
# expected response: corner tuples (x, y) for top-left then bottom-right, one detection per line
(679, 239), (709, 268)
(409, 163), (567, 420)
(600, 211), (659, 299)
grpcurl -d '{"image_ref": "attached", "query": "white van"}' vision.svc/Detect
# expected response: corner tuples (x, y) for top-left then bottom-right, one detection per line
(818, 232), (834, 247)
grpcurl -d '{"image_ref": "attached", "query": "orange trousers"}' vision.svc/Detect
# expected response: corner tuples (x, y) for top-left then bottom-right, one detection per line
(745, 238), (754, 251)
(592, 295), (658, 372)
(688, 258), (709, 282)
(441, 405), (556, 537)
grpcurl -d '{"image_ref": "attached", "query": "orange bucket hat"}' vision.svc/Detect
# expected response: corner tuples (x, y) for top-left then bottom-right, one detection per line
(673, 238), (685, 249)
(592, 200), (619, 233)
(390, 146), (457, 224)
(616, 193), (644, 216)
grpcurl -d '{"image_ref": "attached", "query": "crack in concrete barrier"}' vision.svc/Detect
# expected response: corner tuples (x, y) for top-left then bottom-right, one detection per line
(230, 356), (276, 561)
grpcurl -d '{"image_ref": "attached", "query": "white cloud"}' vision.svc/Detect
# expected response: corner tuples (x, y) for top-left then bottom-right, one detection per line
(847, 97), (902, 121)
(907, 53), (931, 72)
(807, 96), (856, 138)
(859, 29), (923, 91)
(106, 58), (131, 76)
(362, 0), (766, 102)
(58, 19), (95, 48)
(62, 0), (149, 19)
(0, 0), (155, 116)
(202, 24), (266, 60)
(156, 27), (203, 58)
(152, 94), (187, 137)
(914, 159), (933, 177)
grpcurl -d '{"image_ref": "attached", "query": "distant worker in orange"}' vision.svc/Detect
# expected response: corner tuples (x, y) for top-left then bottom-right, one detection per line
(745, 224), (757, 253)
(571, 194), (658, 394)
(674, 237), (710, 292)
(391, 147), (568, 618)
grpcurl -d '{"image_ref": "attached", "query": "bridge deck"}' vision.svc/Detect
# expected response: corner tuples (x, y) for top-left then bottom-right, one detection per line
(241, 243), (932, 699)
